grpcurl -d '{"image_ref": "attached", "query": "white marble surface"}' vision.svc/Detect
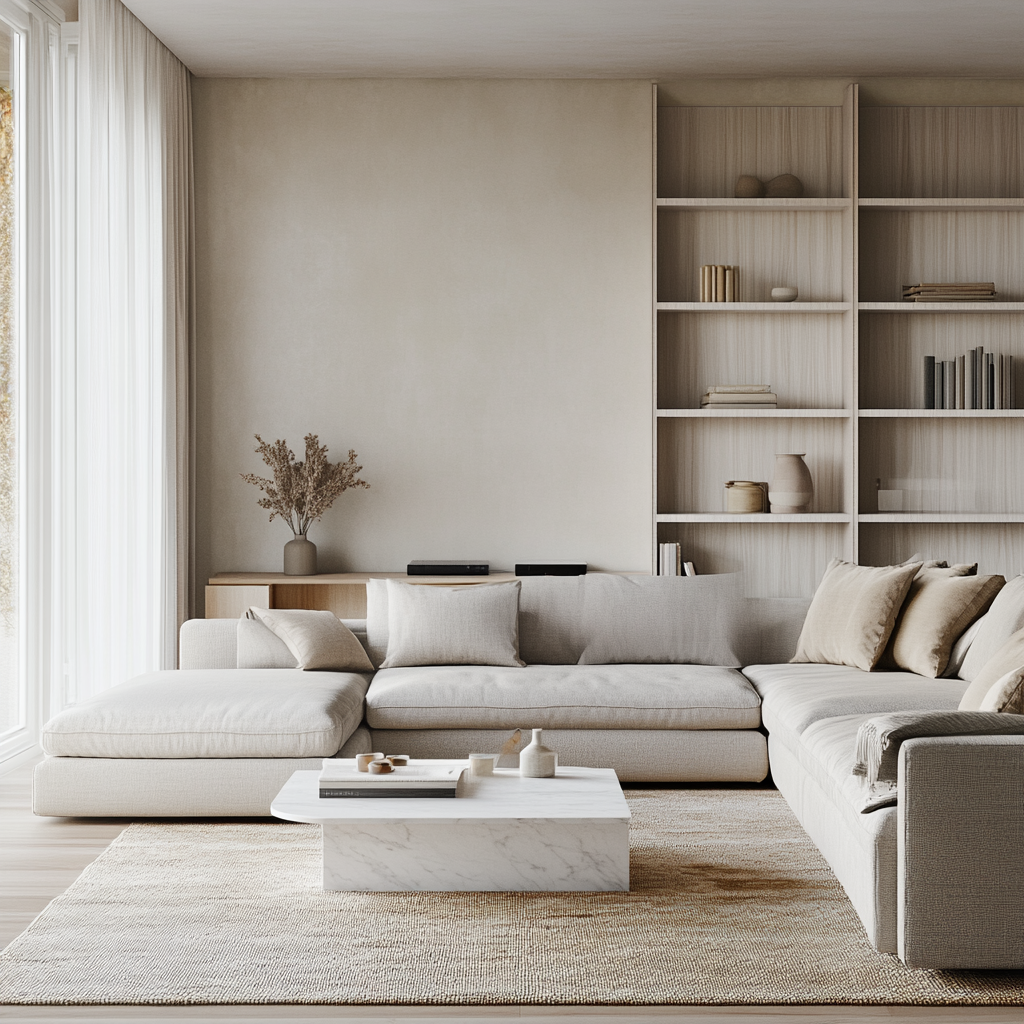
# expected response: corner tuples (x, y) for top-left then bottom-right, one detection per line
(272, 765), (631, 892)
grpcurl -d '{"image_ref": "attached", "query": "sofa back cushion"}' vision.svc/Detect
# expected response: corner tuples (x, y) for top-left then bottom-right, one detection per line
(576, 573), (745, 667)
(517, 576), (586, 664)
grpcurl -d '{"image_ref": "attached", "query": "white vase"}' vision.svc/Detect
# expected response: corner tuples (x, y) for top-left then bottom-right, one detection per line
(283, 533), (317, 575)
(769, 454), (813, 513)
(519, 728), (557, 778)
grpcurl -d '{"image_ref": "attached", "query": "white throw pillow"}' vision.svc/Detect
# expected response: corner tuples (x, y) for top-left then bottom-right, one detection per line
(943, 615), (986, 678)
(576, 573), (745, 667)
(959, 575), (1024, 681)
(380, 580), (524, 668)
(236, 618), (298, 669)
(979, 668), (1024, 714)
(364, 577), (390, 668)
(248, 608), (374, 672)
(959, 626), (1024, 710)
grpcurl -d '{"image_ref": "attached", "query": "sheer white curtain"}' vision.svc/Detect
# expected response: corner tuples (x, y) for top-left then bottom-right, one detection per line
(73, 0), (192, 700)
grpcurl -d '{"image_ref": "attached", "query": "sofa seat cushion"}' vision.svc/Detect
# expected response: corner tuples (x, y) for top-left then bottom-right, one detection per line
(365, 664), (761, 730)
(743, 663), (967, 746)
(41, 669), (370, 758)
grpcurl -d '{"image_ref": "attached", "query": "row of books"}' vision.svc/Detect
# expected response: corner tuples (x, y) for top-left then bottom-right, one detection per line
(923, 351), (1015, 410)
(318, 759), (464, 798)
(700, 384), (777, 409)
(659, 542), (696, 577)
(903, 282), (997, 302)
(699, 265), (740, 302)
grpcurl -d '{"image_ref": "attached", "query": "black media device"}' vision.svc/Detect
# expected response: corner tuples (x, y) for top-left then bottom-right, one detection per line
(515, 563), (588, 576)
(407, 560), (490, 576)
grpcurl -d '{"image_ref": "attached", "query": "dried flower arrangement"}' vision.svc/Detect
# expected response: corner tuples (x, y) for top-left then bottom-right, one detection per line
(242, 434), (368, 538)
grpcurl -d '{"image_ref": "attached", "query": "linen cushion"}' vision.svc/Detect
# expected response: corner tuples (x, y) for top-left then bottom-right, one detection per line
(943, 616), (985, 679)
(958, 626), (1024, 710)
(791, 559), (921, 671)
(576, 573), (745, 667)
(959, 575), (1024, 681)
(236, 618), (297, 669)
(979, 668), (1024, 714)
(248, 607), (373, 672)
(40, 669), (370, 758)
(364, 577), (389, 668)
(518, 575), (586, 664)
(380, 579), (524, 668)
(885, 568), (1004, 678)
(365, 663), (761, 730)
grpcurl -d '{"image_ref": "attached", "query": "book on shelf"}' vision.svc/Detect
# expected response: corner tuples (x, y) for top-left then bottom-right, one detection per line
(683, 561), (696, 577)
(902, 282), (997, 302)
(318, 759), (464, 798)
(707, 384), (771, 394)
(922, 347), (1014, 409)
(701, 384), (776, 409)
(923, 356), (935, 409)
(700, 265), (740, 302)
(659, 542), (682, 576)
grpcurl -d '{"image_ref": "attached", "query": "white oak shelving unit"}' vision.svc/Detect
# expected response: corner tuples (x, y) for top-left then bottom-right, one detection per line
(654, 82), (1024, 596)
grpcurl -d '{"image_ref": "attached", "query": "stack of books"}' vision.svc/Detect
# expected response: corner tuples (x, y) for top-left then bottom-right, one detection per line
(658, 542), (695, 577)
(924, 350), (1015, 409)
(700, 384), (777, 410)
(903, 282), (997, 302)
(318, 758), (465, 799)
(700, 265), (740, 302)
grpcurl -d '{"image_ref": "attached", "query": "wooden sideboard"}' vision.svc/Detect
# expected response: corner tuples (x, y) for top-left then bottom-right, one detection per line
(205, 572), (520, 619)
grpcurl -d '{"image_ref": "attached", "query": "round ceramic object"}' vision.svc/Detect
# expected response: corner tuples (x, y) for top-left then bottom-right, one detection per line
(519, 728), (557, 778)
(356, 752), (385, 772)
(468, 753), (497, 776)
(771, 287), (798, 302)
(386, 754), (410, 766)
(764, 173), (804, 198)
(734, 174), (765, 198)
(769, 453), (814, 513)
(368, 760), (393, 774)
(283, 534), (317, 575)
(725, 481), (765, 513)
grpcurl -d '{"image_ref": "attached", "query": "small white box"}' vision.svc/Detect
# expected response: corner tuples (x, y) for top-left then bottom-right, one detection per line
(878, 489), (904, 512)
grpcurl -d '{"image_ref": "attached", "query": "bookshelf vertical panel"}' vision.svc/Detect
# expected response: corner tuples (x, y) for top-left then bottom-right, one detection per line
(860, 523), (1024, 579)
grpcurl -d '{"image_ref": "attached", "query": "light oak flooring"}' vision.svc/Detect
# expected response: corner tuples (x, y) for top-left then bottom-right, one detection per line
(1, 761), (1019, 1024)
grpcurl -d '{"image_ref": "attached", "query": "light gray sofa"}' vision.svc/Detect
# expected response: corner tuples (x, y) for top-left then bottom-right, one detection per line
(31, 575), (1024, 969)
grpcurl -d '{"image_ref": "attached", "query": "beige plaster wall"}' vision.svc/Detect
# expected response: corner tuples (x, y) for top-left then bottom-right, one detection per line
(193, 79), (653, 605)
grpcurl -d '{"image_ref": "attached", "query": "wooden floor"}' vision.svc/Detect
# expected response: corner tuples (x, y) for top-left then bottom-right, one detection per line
(1, 761), (1019, 1024)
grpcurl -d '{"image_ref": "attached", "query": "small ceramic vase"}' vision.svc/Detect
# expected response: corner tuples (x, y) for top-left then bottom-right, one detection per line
(725, 480), (766, 514)
(468, 753), (498, 776)
(519, 728), (557, 778)
(769, 453), (813, 513)
(356, 752), (384, 772)
(284, 533), (317, 575)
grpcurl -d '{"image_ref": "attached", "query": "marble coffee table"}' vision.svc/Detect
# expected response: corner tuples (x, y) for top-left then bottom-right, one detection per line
(270, 765), (630, 892)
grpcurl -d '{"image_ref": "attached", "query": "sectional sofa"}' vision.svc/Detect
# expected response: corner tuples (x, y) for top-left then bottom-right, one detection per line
(32, 570), (1024, 969)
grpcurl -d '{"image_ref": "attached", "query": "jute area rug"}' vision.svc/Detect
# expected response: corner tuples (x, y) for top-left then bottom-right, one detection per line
(1, 788), (1022, 1006)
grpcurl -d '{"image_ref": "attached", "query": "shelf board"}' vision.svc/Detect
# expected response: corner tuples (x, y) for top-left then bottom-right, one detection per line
(657, 198), (850, 211)
(859, 513), (1024, 524)
(657, 302), (851, 313)
(858, 302), (1024, 313)
(859, 198), (1024, 212)
(859, 408), (1024, 418)
(656, 513), (851, 524)
(658, 408), (850, 418)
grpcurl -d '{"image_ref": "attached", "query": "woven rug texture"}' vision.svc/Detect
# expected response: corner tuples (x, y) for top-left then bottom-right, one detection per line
(1, 788), (1022, 1005)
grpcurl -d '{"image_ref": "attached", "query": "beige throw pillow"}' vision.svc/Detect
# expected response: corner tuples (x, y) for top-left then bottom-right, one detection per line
(380, 580), (524, 669)
(978, 668), (1024, 714)
(248, 608), (374, 672)
(959, 626), (1024, 710)
(958, 575), (1024, 681)
(236, 618), (298, 669)
(791, 559), (921, 672)
(886, 568), (1004, 678)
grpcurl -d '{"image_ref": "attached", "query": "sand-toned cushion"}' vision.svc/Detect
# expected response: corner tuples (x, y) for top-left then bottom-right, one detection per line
(381, 580), (524, 668)
(886, 568), (1004, 678)
(978, 668), (1024, 714)
(959, 575), (1024, 681)
(236, 618), (298, 669)
(248, 608), (373, 672)
(791, 559), (920, 672)
(959, 626), (1024, 710)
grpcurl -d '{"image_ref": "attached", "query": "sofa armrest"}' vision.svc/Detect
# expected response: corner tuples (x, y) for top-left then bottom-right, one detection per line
(179, 618), (237, 669)
(898, 735), (1024, 969)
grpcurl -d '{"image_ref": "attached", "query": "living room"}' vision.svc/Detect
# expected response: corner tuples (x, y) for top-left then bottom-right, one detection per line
(2, 0), (1024, 1019)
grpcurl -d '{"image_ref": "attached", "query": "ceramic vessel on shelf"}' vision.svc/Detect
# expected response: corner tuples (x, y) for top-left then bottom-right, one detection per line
(734, 174), (765, 198)
(519, 728), (557, 778)
(765, 173), (803, 198)
(771, 287), (798, 302)
(724, 480), (767, 514)
(284, 532), (317, 575)
(769, 454), (813, 513)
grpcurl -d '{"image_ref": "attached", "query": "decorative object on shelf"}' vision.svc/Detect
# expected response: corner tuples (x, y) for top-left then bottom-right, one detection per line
(701, 384), (777, 409)
(924, 348), (1014, 410)
(700, 264), (739, 302)
(902, 282), (996, 302)
(764, 173), (804, 198)
(659, 541), (682, 575)
(769, 453), (814, 513)
(368, 759), (394, 775)
(386, 754), (410, 766)
(876, 480), (904, 512)
(468, 753), (497, 776)
(734, 174), (765, 198)
(519, 728), (557, 778)
(725, 481), (769, 514)
(356, 752), (385, 772)
(242, 433), (369, 576)
(771, 287), (798, 302)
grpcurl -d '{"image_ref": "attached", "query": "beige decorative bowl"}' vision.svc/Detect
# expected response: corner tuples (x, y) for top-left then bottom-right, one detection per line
(771, 287), (798, 302)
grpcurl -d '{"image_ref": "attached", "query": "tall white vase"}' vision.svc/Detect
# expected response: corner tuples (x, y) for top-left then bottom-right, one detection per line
(519, 728), (557, 778)
(769, 453), (813, 513)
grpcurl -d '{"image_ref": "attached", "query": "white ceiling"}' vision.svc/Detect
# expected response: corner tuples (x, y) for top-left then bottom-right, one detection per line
(118, 0), (1024, 80)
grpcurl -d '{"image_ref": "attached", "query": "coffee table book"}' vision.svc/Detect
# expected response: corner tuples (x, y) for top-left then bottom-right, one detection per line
(318, 758), (464, 798)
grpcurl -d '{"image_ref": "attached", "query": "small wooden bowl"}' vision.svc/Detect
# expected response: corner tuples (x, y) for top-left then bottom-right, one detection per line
(356, 752), (385, 772)
(386, 754), (410, 766)
(368, 760), (394, 774)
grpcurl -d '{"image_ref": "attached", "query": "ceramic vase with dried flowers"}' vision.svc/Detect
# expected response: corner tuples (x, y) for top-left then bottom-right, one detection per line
(242, 434), (369, 576)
